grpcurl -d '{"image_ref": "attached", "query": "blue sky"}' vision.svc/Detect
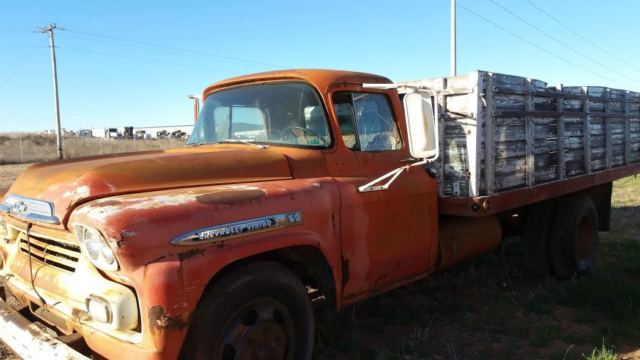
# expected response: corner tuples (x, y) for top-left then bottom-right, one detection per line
(1, 0), (639, 132)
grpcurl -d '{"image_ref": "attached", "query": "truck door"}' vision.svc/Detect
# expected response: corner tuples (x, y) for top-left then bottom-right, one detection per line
(329, 89), (439, 299)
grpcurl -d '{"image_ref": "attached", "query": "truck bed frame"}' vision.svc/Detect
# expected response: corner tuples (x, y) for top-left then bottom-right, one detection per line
(411, 71), (640, 216)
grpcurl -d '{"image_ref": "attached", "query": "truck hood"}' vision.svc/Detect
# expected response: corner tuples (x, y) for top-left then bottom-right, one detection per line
(5, 145), (292, 226)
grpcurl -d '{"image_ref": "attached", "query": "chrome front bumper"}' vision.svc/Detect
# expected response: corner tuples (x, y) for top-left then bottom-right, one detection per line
(0, 296), (89, 360)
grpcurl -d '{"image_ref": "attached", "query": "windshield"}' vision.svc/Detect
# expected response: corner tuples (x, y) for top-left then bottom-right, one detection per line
(188, 82), (331, 148)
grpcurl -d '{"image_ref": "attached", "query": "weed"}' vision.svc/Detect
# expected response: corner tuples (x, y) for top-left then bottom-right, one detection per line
(582, 340), (617, 360)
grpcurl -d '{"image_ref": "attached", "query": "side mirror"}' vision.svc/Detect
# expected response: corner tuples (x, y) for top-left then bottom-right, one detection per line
(188, 95), (201, 123)
(403, 92), (439, 160)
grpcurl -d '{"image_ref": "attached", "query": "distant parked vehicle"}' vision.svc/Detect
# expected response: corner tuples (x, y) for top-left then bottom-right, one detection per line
(106, 128), (120, 139)
(123, 127), (134, 139)
(156, 130), (169, 139)
(78, 129), (92, 138)
(135, 130), (147, 139)
(170, 130), (187, 139)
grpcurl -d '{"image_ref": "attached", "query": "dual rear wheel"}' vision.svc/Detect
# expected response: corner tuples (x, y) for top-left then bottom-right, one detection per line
(523, 195), (599, 279)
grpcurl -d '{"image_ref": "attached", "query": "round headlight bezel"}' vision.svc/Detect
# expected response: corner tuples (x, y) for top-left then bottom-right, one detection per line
(74, 224), (119, 271)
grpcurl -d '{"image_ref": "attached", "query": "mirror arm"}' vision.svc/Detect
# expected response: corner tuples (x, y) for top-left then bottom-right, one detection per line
(358, 159), (427, 193)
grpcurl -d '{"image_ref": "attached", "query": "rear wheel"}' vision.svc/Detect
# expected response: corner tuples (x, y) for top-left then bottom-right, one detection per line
(180, 262), (314, 360)
(522, 201), (555, 276)
(550, 196), (599, 279)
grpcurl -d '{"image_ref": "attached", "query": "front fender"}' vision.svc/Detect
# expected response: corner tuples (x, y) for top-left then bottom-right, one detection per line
(68, 178), (341, 358)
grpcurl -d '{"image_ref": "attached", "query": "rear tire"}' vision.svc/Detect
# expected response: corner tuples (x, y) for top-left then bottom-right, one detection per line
(522, 201), (555, 276)
(550, 196), (599, 279)
(180, 261), (314, 360)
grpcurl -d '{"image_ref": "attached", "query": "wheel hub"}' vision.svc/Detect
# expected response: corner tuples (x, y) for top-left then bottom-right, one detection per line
(238, 321), (287, 360)
(219, 300), (293, 360)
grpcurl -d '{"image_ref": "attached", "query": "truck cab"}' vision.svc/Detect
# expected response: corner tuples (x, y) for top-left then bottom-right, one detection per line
(0, 70), (449, 359)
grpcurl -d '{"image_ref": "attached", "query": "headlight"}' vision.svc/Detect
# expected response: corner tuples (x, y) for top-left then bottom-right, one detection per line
(74, 224), (119, 271)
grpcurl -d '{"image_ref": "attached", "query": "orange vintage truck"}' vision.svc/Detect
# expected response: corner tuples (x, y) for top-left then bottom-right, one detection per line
(1, 69), (639, 359)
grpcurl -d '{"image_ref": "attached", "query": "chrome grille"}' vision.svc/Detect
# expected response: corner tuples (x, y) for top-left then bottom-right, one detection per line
(19, 232), (81, 272)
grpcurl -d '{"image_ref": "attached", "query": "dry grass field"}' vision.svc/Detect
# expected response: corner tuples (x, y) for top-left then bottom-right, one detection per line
(0, 154), (638, 359)
(0, 133), (184, 165)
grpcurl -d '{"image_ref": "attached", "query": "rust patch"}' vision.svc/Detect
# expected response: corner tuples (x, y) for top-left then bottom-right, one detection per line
(149, 305), (186, 331)
(196, 189), (265, 205)
(98, 199), (122, 206)
(71, 307), (90, 322)
(147, 254), (168, 264)
(178, 248), (205, 261)
(120, 229), (137, 239)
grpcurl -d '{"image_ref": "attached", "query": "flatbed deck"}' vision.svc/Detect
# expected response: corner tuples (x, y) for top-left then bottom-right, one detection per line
(409, 71), (640, 216)
(439, 162), (640, 216)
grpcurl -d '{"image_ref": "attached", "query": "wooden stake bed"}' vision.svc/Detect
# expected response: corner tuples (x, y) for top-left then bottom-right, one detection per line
(408, 71), (640, 216)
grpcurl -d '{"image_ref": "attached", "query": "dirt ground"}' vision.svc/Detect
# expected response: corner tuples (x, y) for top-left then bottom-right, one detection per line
(0, 163), (31, 190)
(0, 164), (638, 359)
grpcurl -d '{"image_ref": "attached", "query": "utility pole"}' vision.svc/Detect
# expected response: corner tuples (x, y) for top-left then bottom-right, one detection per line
(40, 23), (64, 159)
(450, 0), (457, 76)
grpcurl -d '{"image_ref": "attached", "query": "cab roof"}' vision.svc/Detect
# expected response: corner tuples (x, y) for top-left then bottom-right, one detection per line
(203, 69), (392, 96)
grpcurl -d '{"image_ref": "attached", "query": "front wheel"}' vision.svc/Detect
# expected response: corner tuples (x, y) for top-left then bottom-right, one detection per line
(180, 262), (314, 360)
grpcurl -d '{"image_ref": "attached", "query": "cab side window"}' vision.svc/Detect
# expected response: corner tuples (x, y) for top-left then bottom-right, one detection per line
(332, 92), (402, 151)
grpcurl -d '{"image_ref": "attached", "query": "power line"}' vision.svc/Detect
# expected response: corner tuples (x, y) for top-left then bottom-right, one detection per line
(456, 2), (633, 89)
(0, 29), (35, 33)
(63, 29), (285, 68)
(0, 48), (40, 89)
(485, 0), (639, 85)
(57, 46), (222, 70)
(523, 0), (640, 74)
(0, 46), (45, 50)
(58, 33), (271, 69)
(0, 25), (39, 29)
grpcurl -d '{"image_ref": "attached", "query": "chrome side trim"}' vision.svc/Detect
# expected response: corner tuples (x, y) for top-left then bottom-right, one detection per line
(171, 211), (303, 245)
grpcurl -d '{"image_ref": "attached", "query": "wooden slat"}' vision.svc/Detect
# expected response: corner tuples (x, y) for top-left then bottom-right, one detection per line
(484, 73), (496, 195)
(557, 85), (566, 179)
(525, 79), (535, 186)
(583, 89), (592, 173)
(494, 110), (639, 118)
(604, 89), (612, 169)
(625, 91), (632, 164)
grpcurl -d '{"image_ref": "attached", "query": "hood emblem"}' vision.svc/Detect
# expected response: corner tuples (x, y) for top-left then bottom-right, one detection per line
(12, 201), (28, 214)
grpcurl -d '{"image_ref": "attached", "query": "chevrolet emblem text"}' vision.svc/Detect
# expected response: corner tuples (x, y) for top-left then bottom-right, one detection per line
(171, 211), (303, 245)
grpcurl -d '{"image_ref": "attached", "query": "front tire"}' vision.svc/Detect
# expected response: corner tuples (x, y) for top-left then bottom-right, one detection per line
(180, 262), (314, 360)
